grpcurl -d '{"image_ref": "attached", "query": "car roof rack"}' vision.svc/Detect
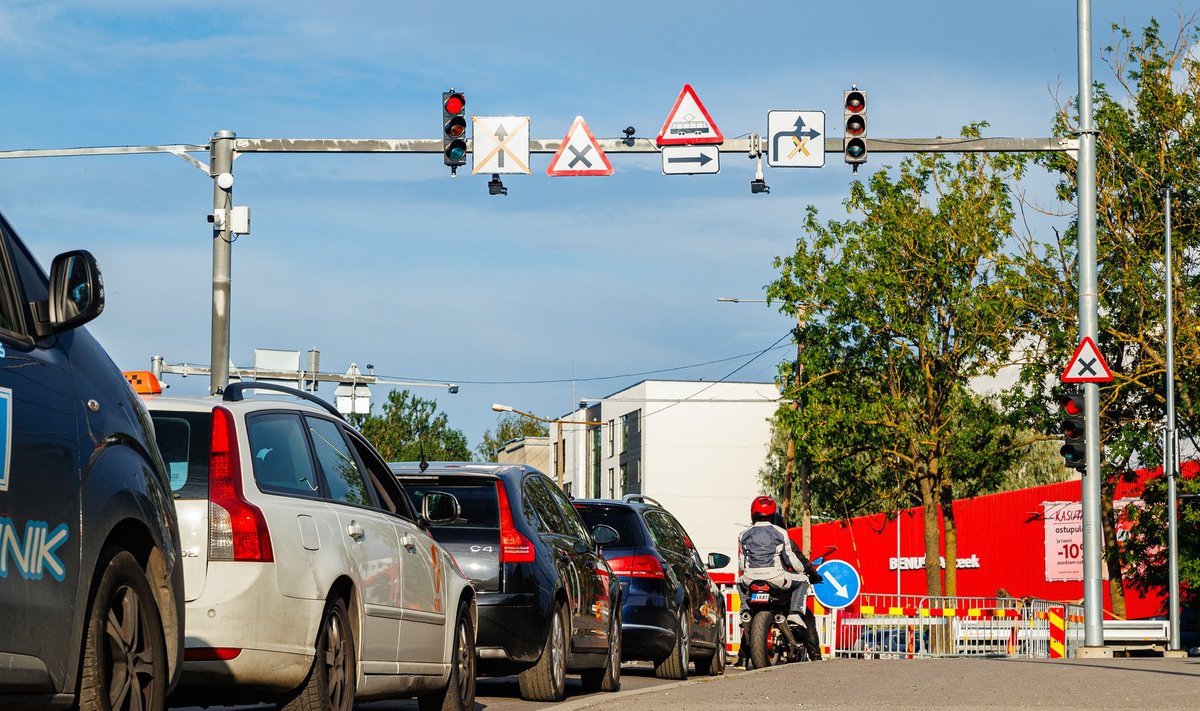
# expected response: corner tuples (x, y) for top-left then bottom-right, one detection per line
(621, 494), (662, 507)
(221, 381), (344, 420)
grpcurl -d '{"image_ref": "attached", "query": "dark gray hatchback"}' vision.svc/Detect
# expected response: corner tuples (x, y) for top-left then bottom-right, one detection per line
(0, 212), (184, 709)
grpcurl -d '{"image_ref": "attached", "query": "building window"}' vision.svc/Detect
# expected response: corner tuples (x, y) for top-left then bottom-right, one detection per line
(607, 420), (615, 456)
(620, 462), (628, 496)
(608, 467), (615, 498)
(591, 428), (602, 498)
(620, 415), (629, 454)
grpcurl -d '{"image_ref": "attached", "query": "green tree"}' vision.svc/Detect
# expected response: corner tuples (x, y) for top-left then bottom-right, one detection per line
(768, 126), (1040, 596)
(356, 389), (470, 463)
(475, 412), (549, 460)
(1027, 16), (1200, 616)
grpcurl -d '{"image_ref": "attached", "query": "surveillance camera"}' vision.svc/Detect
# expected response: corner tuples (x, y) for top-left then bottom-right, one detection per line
(487, 174), (507, 196)
(750, 178), (770, 194)
(448, 385), (459, 394)
(622, 126), (636, 146)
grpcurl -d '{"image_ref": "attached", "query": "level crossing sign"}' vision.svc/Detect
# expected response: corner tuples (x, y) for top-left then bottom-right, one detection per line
(767, 111), (825, 167)
(472, 116), (530, 175)
(546, 116), (612, 176)
(1061, 336), (1114, 383)
(656, 84), (724, 146)
(812, 559), (861, 610)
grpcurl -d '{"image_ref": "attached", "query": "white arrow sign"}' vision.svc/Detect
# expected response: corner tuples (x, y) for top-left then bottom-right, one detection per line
(661, 145), (719, 175)
(826, 571), (849, 599)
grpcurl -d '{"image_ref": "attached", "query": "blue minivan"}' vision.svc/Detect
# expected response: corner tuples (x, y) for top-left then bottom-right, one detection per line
(0, 212), (184, 710)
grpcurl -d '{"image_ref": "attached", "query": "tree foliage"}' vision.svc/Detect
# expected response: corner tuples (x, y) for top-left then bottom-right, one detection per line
(355, 389), (470, 463)
(475, 412), (549, 460)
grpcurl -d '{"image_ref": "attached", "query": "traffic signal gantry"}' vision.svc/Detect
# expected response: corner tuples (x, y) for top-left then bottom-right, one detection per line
(1059, 392), (1087, 470)
(843, 88), (867, 169)
(442, 89), (467, 173)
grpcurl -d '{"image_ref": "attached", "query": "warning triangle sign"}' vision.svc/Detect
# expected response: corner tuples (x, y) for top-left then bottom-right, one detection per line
(546, 116), (613, 176)
(656, 84), (724, 146)
(1061, 336), (1114, 383)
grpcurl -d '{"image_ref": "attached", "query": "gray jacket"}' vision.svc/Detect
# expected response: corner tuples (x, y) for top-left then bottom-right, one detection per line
(738, 521), (810, 576)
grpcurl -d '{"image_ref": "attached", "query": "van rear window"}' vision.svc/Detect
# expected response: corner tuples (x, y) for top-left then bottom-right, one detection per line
(151, 411), (211, 499)
(403, 480), (499, 529)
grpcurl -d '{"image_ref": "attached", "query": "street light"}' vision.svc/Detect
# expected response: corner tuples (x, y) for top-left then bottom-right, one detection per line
(491, 403), (603, 488)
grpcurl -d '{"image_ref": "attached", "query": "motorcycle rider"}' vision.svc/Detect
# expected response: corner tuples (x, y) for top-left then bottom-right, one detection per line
(737, 496), (821, 630)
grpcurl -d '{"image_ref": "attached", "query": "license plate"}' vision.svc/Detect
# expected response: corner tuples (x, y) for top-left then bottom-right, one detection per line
(750, 592), (770, 602)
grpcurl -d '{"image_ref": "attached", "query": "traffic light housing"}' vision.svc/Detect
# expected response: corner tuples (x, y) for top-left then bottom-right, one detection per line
(442, 90), (467, 171)
(1059, 392), (1086, 470)
(843, 89), (867, 167)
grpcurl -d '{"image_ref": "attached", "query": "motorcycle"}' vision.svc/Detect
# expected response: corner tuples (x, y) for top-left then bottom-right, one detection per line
(740, 547), (833, 669)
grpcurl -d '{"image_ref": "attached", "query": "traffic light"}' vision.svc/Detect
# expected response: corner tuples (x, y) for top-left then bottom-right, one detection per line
(442, 90), (467, 172)
(1058, 392), (1086, 470)
(843, 89), (867, 167)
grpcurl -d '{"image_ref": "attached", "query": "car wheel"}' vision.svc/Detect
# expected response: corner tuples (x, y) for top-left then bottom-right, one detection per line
(418, 602), (476, 711)
(79, 547), (168, 711)
(693, 604), (727, 676)
(581, 604), (621, 693)
(282, 597), (355, 711)
(654, 602), (689, 680)
(518, 601), (568, 702)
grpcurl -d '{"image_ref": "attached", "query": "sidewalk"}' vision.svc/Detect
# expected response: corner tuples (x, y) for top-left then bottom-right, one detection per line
(560, 656), (1200, 711)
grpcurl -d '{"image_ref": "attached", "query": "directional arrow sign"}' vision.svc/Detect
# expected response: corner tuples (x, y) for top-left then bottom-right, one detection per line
(768, 110), (826, 167)
(661, 145), (720, 175)
(812, 559), (861, 610)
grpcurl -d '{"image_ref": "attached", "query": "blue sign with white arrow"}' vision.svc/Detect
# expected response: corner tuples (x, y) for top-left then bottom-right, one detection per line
(812, 559), (861, 610)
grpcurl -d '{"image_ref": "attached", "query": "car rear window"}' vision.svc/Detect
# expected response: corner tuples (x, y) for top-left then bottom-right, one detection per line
(150, 410), (211, 499)
(403, 480), (499, 529)
(573, 504), (645, 547)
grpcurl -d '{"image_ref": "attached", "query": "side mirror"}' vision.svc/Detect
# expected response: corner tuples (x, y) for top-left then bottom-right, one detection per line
(706, 552), (731, 570)
(422, 491), (461, 525)
(48, 250), (104, 333)
(591, 524), (620, 547)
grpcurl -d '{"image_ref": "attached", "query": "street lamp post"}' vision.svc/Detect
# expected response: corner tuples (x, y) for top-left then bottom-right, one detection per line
(492, 403), (603, 490)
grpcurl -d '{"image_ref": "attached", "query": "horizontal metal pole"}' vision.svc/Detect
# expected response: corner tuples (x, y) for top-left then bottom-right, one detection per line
(0, 144), (208, 159)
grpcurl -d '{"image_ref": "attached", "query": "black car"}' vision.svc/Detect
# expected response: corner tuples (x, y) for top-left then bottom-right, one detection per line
(573, 495), (729, 679)
(0, 212), (184, 709)
(391, 462), (621, 703)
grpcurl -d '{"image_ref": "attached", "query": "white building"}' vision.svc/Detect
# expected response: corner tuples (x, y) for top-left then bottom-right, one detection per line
(549, 380), (779, 574)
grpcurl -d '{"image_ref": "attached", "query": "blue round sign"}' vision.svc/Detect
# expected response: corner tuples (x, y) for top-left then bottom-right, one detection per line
(812, 559), (862, 610)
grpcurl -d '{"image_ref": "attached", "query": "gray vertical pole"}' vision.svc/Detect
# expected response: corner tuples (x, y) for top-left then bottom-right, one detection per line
(1164, 187), (1180, 649)
(1076, 0), (1104, 649)
(209, 130), (235, 395)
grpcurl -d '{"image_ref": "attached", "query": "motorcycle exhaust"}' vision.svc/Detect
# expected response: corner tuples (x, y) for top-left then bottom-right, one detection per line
(740, 611), (752, 623)
(773, 615), (802, 648)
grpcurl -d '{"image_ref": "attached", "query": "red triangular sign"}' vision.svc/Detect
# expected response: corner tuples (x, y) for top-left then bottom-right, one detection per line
(656, 84), (724, 146)
(1061, 336), (1114, 383)
(546, 116), (613, 176)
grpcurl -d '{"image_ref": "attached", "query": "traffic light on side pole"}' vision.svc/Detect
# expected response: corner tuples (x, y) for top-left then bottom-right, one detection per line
(843, 89), (867, 168)
(442, 90), (467, 173)
(1059, 392), (1086, 470)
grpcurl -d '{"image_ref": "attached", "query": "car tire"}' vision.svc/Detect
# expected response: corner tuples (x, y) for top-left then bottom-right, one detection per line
(580, 604), (621, 693)
(654, 602), (689, 680)
(418, 602), (476, 711)
(79, 547), (168, 711)
(693, 604), (727, 676)
(282, 597), (356, 711)
(518, 601), (568, 702)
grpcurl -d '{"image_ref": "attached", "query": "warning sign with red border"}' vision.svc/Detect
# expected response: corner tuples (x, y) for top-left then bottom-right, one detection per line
(656, 84), (724, 146)
(1061, 336), (1114, 383)
(546, 116), (613, 177)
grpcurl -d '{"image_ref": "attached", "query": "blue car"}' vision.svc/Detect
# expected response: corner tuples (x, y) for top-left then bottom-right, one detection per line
(573, 496), (729, 679)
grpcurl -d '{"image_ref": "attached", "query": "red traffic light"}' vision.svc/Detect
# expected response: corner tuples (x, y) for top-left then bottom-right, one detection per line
(845, 91), (865, 113)
(846, 115), (865, 137)
(444, 116), (466, 138)
(1059, 392), (1083, 416)
(443, 93), (465, 115)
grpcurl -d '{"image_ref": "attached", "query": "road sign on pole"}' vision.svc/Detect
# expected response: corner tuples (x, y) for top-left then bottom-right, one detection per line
(472, 116), (530, 174)
(1061, 336), (1113, 383)
(767, 111), (825, 167)
(812, 559), (861, 610)
(546, 116), (612, 176)
(661, 145), (720, 175)
(656, 84), (724, 146)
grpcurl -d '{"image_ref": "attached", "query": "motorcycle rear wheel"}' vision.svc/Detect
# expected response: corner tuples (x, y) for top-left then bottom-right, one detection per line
(748, 610), (784, 669)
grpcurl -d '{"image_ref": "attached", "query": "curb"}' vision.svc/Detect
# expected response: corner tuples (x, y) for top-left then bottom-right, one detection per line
(554, 660), (807, 711)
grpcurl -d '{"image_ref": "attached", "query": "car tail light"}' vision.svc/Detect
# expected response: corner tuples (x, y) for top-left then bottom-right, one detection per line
(608, 554), (665, 579)
(185, 647), (242, 661)
(208, 406), (273, 562)
(495, 480), (535, 564)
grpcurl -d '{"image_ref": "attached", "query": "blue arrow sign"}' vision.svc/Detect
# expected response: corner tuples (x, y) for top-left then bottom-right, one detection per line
(812, 559), (861, 610)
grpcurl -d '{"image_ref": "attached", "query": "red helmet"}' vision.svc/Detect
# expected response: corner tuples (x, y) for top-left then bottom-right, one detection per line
(750, 496), (777, 519)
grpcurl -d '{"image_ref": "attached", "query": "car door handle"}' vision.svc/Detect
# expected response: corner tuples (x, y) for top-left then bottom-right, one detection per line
(347, 522), (365, 540)
(402, 533), (418, 552)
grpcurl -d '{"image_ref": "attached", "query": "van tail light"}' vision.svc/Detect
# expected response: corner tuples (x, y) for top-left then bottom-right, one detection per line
(185, 647), (242, 661)
(496, 480), (535, 564)
(208, 406), (273, 562)
(608, 554), (665, 579)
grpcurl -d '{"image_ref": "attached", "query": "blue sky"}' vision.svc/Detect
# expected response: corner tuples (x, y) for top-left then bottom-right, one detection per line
(0, 1), (1184, 447)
